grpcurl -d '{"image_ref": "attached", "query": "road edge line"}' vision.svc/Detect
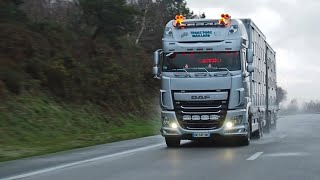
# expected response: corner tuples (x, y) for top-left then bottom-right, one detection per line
(0, 143), (164, 180)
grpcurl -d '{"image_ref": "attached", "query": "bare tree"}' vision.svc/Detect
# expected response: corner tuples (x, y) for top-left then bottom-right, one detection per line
(20, 0), (49, 22)
(286, 99), (299, 114)
(20, 0), (80, 24)
(303, 100), (320, 113)
(135, 0), (152, 45)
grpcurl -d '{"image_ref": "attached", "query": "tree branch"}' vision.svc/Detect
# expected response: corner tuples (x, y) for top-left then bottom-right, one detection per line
(135, 3), (149, 45)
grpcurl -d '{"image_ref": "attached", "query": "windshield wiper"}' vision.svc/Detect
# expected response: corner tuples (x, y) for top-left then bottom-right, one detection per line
(185, 68), (212, 77)
(209, 67), (231, 76)
(171, 67), (231, 77)
(172, 69), (191, 77)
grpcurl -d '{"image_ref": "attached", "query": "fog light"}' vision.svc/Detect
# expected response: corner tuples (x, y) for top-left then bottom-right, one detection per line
(192, 115), (200, 120)
(210, 115), (220, 120)
(183, 115), (191, 121)
(170, 122), (178, 129)
(201, 115), (209, 121)
(225, 122), (234, 129)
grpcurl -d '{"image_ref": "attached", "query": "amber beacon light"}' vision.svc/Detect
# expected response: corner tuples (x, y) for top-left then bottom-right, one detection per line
(174, 15), (185, 27)
(219, 14), (232, 26)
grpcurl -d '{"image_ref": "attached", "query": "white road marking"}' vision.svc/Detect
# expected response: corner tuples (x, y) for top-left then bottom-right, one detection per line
(264, 152), (309, 157)
(279, 134), (287, 139)
(251, 138), (275, 145)
(247, 152), (263, 161)
(0, 143), (164, 180)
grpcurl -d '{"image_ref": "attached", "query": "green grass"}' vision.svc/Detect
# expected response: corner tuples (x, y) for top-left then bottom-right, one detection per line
(0, 95), (160, 162)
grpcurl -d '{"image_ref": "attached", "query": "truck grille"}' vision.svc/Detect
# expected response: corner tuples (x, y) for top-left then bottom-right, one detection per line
(174, 98), (228, 130)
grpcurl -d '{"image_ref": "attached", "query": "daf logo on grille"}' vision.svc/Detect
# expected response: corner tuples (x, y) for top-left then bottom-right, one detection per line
(191, 95), (210, 100)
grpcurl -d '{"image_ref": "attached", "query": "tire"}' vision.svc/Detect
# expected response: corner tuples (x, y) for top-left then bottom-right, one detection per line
(240, 135), (250, 146)
(248, 114), (252, 140)
(240, 114), (252, 146)
(252, 127), (263, 139)
(252, 118), (263, 139)
(271, 114), (277, 129)
(165, 137), (181, 147)
(272, 120), (277, 129)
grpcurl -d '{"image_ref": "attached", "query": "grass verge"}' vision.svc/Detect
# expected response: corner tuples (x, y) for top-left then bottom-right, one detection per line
(0, 95), (160, 162)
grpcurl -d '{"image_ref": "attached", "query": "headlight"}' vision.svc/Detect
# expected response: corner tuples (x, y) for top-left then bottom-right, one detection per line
(230, 115), (243, 125)
(228, 25), (238, 35)
(164, 27), (173, 37)
(162, 116), (170, 126)
(162, 116), (178, 129)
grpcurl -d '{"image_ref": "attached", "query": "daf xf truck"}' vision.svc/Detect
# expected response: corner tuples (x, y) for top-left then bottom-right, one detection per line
(152, 14), (278, 147)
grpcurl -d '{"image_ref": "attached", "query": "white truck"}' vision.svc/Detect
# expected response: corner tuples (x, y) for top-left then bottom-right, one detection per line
(153, 14), (278, 147)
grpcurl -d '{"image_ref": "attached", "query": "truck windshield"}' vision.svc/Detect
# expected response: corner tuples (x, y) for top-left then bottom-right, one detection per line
(162, 52), (241, 72)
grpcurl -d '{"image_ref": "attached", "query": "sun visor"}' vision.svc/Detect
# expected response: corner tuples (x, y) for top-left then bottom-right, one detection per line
(172, 27), (229, 42)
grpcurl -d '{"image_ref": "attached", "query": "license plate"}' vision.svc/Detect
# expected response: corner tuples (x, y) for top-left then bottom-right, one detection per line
(192, 132), (211, 138)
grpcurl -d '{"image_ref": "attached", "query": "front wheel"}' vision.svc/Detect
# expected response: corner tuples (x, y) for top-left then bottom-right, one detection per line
(240, 114), (252, 146)
(165, 137), (181, 147)
(239, 136), (250, 146)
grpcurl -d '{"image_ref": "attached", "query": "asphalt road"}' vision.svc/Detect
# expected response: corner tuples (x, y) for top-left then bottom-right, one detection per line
(1, 114), (320, 180)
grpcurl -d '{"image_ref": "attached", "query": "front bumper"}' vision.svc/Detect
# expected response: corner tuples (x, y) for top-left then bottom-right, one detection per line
(160, 109), (248, 140)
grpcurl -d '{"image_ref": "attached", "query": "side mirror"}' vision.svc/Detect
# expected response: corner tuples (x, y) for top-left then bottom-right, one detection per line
(153, 49), (162, 79)
(153, 66), (159, 77)
(247, 64), (254, 73)
(154, 49), (162, 66)
(247, 49), (253, 64)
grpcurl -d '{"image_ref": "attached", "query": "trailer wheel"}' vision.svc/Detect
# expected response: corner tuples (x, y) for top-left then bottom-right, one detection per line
(252, 118), (263, 139)
(271, 120), (277, 129)
(271, 113), (277, 129)
(165, 137), (181, 147)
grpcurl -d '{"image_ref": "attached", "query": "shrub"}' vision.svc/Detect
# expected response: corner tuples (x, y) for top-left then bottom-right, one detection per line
(1, 68), (24, 94)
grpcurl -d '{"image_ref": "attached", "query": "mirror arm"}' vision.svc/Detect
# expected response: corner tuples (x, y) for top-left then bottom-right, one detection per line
(154, 75), (161, 79)
(243, 72), (252, 78)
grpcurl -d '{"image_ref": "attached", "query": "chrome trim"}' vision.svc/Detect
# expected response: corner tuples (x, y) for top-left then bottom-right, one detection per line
(181, 105), (222, 110)
(181, 110), (221, 114)
(186, 127), (217, 130)
(160, 90), (169, 109)
(174, 92), (228, 101)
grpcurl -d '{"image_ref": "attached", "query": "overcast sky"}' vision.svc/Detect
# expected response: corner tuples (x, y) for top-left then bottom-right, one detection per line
(185, 0), (319, 103)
